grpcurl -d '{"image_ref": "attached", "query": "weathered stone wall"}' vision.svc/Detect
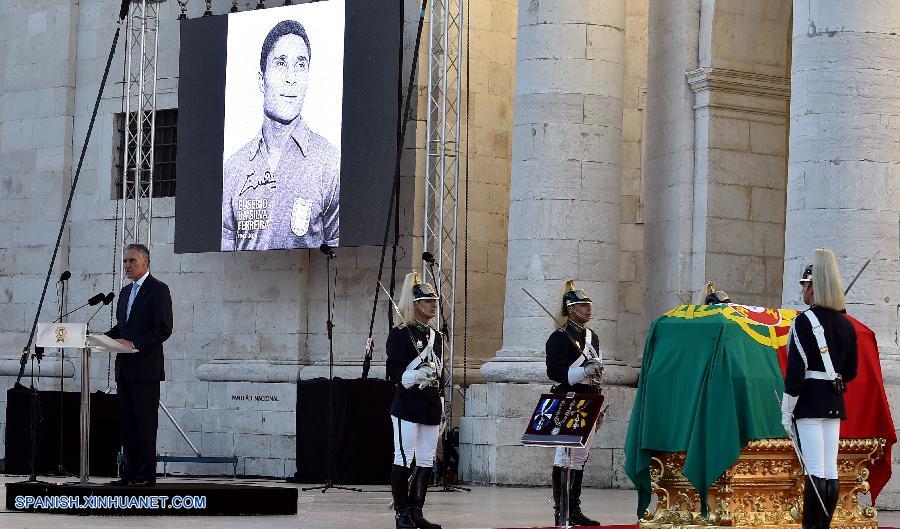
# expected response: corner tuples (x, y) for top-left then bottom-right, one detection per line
(617, 0), (648, 369)
(0, 0), (81, 460)
(453, 0), (516, 386)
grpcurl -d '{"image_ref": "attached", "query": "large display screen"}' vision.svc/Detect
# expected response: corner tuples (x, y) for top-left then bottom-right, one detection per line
(175, 0), (400, 253)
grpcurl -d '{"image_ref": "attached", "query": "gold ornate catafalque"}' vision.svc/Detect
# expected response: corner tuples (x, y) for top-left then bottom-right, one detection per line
(640, 438), (885, 529)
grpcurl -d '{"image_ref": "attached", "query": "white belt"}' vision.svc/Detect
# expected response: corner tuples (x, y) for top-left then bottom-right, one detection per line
(805, 371), (842, 381)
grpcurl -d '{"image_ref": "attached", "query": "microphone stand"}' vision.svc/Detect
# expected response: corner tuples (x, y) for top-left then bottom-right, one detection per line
(302, 248), (361, 493)
(51, 278), (76, 477)
(422, 257), (469, 493)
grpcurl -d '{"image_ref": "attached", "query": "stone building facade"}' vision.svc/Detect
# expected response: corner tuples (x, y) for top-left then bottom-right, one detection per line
(2, 0), (899, 509)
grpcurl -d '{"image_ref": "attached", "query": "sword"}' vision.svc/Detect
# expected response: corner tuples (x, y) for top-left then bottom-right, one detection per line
(521, 287), (602, 381)
(522, 288), (585, 350)
(774, 391), (828, 517)
(379, 281), (406, 323)
(844, 249), (880, 295)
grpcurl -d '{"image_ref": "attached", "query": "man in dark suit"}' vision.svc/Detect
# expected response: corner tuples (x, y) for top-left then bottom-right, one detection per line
(106, 244), (173, 486)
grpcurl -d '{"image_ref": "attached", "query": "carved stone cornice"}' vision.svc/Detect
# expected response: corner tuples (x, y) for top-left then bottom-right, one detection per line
(685, 67), (791, 117)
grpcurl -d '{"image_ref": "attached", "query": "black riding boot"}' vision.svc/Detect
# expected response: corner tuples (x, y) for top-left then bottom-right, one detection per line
(552, 466), (563, 525)
(823, 479), (840, 529)
(409, 466), (442, 529)
(391, 465), (416, 529)
(568, 469), (601, 526)
(802, 475), (828, 529)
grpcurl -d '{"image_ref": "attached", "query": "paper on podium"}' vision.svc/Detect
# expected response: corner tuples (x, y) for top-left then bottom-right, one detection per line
(87, 334), (138, 354)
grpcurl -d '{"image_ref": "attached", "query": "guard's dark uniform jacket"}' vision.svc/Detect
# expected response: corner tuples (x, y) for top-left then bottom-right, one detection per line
(386, 323), (443, 425)
(785, 307), (858, 420)
(546, 322), (601, 395)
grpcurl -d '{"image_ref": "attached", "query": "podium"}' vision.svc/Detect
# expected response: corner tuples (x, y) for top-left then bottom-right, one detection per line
(522, 392), (605, 529)
(35, 323), (136, 484)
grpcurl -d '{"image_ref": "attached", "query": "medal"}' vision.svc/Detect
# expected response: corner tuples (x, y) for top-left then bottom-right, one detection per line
(532, 398), (559, 431)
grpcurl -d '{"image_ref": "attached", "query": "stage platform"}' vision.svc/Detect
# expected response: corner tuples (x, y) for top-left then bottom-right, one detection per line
(5, 477), (297, 515)
(1, 476), (898, 528)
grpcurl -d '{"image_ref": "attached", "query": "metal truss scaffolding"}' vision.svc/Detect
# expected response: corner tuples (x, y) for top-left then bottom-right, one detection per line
(423, 0), (464, 413)
(118, 0), (160, 289)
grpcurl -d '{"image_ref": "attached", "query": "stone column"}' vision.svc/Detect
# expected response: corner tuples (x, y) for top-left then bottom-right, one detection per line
(641, 1), (701, 332)
(480, 0), (631, 384)
(784, 2), (900, 377)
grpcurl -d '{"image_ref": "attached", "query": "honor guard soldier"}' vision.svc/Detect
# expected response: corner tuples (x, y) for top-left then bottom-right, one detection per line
(781, 249), (858, 529)
(385, 272), (443, 529)
(545, 280), (603, 527)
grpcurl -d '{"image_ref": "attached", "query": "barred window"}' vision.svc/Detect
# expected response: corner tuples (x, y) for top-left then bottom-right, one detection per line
(115, 108), (178, 198)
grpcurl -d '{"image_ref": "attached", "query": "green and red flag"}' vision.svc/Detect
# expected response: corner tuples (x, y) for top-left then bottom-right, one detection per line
(624, 304), (894, 518)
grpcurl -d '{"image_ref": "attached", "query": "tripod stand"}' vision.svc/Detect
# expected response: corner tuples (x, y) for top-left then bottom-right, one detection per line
(20, 352), (46, 484)
(303, 246), (362, 493)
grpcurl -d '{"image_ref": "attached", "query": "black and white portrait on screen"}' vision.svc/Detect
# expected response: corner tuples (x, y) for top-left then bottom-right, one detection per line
(221, 2), (344, 251)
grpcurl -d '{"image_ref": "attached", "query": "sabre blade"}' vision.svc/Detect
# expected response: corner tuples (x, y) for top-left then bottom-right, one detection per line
(522, 287), (569, 330)
(378, 281), (405, 322)
(844, 249), (881, 295)
(523, 287), (602, 364)
(773, 391), (828, 517)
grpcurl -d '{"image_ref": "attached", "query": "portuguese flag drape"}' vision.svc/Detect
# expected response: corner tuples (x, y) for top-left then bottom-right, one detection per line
(624, 304), (895, 517)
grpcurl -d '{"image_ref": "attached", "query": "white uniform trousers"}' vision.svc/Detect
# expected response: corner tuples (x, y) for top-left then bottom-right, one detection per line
(554, 446), (590, 470)
(392, 415), (439, 468)
(795, 417), (840, 479)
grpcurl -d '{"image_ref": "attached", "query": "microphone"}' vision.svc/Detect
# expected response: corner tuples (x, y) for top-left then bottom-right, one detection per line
(58, 271), (71, 283)
(319, 243), (336, 259)
(422, 252), (436, 265)
(88, 293), (106, 306)
(53, 293), (108, 322)
(86, 295), (113, 329)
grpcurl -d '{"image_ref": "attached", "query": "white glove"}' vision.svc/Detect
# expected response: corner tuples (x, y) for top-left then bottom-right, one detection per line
(401, 365), (436, 388)
(583, 360), (603, 378)
(417, 365), (436, 383)
(781, 393), (798, 437)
